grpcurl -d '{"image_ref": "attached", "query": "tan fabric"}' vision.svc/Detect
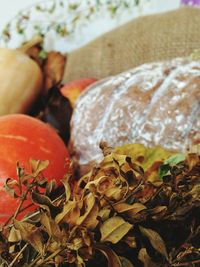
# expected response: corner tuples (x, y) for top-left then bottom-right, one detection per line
(63, 7), (200, 82)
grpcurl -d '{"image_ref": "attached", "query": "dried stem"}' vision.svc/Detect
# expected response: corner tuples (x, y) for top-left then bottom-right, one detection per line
(29, 248), (64, 267)
(172, 259), (200, 266)
(8, 243), (29, 267)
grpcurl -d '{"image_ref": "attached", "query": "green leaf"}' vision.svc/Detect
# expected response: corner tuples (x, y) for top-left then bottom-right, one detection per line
(165, 154), (185, 166)
(38, 49), (47, 60)
(158, 164), (170, 179)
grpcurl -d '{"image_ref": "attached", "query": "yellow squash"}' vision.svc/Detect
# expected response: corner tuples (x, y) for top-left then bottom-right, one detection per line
(0, 37), (43, 115)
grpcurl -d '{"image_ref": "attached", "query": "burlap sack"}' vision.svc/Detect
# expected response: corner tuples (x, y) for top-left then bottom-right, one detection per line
(63, 7), (200, 82)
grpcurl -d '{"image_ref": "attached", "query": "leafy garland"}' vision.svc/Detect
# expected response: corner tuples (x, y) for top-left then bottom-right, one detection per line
(0, 143), (200, 267)
(0, 0), (148, 47)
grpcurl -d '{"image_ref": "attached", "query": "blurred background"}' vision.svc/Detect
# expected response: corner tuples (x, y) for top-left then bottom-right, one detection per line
(0, 0), (180, 33)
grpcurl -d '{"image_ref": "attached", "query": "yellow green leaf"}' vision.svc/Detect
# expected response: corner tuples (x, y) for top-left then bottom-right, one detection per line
(29, 159), (49, 177)
(113, 202), (146, 214)
(8, 226), (21, 242)
(100, 216), (132, 244)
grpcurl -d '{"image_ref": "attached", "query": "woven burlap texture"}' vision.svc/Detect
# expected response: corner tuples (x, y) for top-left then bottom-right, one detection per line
(63, 7), (200, 82)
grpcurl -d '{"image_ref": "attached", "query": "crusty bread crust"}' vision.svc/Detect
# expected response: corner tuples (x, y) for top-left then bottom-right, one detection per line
(70, 58), (200, 175)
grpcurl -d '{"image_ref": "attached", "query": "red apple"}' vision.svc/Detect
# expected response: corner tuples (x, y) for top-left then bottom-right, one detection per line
(0, 114), (70, 225)
(60, 78), (97, 107)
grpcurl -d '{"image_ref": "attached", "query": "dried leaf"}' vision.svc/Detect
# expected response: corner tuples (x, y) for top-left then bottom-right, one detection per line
(43, 51), (66, 92)
(55, 199), (80, 225)
(187, 153), (199, 170)
(113, 202), (146, 214)
(187, 184), (200, 199)
(62, 175), (71, 202)
(77, 193), (99, 229)
(14, 220), (44, 255)
(100, 216), (132, 244)
(96, 245), (122, 267)
(4, 178), (19, 198)
(29, 159), (49, 177)
(8, 226), (21, 242)
(98, 208), (111, 221)
(40, 211), (62, 240)
(31, 191), (57, 215)
(138, 248), (158, 267)
(114, 144), (174, 172)
(148, 206), (167, 220)
(139, 226), (168, 260)
(76, 255), (86, 267)
(45, 179), (57, 195)
(119, 256), (135, 267)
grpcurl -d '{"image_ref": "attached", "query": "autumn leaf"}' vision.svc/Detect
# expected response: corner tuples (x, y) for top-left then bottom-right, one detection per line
(138, 248), (159, 267)
(62, 175), (71, 202)
(4, 178), (19, 198)
(32, 191), (57, 214)
(14, 220), (44, 255)
(139, 226), (168, 260)
(100, 216), (132, 244)
(98, 208), (111, 221)
(187, 153), (199, 170)
(55, 199), (80, 225)
(119, 256), (135, 267)
(29, 159), (49, 177)
(76, 193), (99, 229)
(40, 211), (63, 240)
(147, 206), (167, 220)
(114, 144), (174, 184)
(114, 144), (174, 172)
(8, 226), (21, 242)
(113, 202), (146, 214)
(96, 245), (122, 267)
(45, 179), (57, 195)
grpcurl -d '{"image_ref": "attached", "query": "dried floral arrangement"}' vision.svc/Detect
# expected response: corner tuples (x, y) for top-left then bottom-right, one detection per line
(0, 143), (200, 267)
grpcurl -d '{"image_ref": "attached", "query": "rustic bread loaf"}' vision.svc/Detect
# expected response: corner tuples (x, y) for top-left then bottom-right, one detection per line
(70, 58), (200, 175)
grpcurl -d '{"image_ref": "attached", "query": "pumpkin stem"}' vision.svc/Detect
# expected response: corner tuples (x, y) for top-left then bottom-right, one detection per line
(18, 35), (43, 54)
